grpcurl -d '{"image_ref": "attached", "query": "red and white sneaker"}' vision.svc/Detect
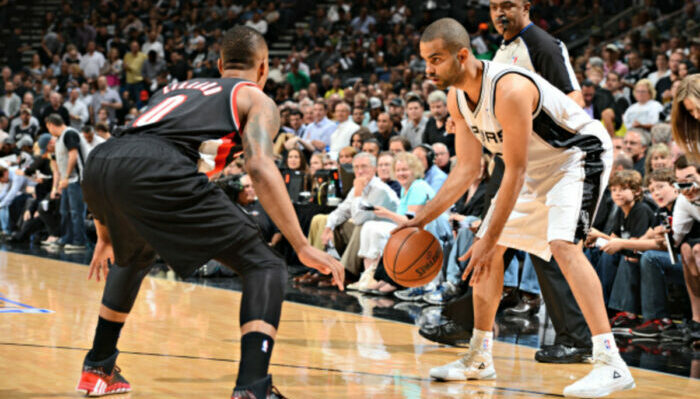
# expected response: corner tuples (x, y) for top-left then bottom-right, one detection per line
(76, 364), (131, 397)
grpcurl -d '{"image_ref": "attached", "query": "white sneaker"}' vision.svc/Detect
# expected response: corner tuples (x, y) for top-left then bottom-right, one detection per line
(563, 352), (635, 398)
(429, 349), (496, 381)
(347, 265), (377, 291)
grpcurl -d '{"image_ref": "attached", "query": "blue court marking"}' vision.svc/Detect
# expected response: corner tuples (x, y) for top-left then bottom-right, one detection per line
(0, 293), (53, 314)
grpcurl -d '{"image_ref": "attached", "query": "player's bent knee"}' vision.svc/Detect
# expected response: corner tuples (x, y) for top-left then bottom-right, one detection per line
(239, 261), (287, 329)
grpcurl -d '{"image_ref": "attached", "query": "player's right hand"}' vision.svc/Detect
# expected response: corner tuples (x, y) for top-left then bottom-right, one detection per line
(297, 244), (345, 291)
(390, 217), (425, 235)
(88, 240), (114, 282)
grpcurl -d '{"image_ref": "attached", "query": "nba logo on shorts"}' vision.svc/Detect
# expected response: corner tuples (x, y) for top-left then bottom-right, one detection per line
(262, 339), (269, 353)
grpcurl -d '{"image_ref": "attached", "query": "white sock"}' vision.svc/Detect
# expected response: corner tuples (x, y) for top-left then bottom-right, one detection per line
(471, 329), (493, 353)
(592, 332), (619, 357)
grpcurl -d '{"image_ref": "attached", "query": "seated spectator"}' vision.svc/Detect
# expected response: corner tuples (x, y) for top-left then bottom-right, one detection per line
(586, 170), (655, 305)
(581, 79), (617, 136)
(238, 174), (281, 247)
(350, 129), (372, 152)
(388, 135), (411, 155)
(644, 143), (673, 176)
(9, 107), (39, 144)
(423, 90), (453, 153)
(81, 125), (105, 151)
(413, 144), (447, 192)
(388, 97), (405, 133)
(400, 96), (428, 148)
(621, 168), (685, 337)
(354, 152), (449, 296)
(624, 128), (650, 176)
(671, 156), (700, 342)
(366, 97), (383, 133)
(361, 138), (381, 158)
(329, 101), (359, 153)
(0, 165), (31, 236)
(302, 100), (336, 152)
(283, 148), (308, 173)
(373, 112), (398, 151)
(432, 142), (452, 174)
(95, 122), (111, 140)
(376, 151), (401, 197)
(306, 153), (400, 287)
(338, 146), (356, 166)
(623, 79), (664, 131)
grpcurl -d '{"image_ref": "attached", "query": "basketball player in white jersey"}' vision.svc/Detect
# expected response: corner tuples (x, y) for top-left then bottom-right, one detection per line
(395, 18), (635, 397)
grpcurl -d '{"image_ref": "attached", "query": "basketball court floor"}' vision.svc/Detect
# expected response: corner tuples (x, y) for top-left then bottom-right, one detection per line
(1, 245), (699, 398)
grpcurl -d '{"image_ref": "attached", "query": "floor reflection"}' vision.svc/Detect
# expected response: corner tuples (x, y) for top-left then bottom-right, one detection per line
(1, 241), (697, 379)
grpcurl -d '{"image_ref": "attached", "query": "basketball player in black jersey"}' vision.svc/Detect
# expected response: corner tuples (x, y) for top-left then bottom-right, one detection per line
(76, 26), (344, 399)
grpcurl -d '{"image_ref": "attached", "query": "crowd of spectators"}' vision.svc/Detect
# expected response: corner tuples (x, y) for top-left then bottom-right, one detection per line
(0, 0), (700, 347)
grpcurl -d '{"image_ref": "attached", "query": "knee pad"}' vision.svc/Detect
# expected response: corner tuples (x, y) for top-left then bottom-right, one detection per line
(239, 262), (287, 329)
(101, 264), (151, 313)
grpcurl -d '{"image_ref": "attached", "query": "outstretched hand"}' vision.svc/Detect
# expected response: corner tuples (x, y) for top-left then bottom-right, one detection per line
(297, 245), (345, 291)
(88, 240), (114, 282)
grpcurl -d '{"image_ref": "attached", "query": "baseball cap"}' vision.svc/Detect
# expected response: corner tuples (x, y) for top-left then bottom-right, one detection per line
(37, 133), (51, 155)
(16, 136), (33, 149)
(389, 98), (404, 107)
(369, 97), (382, 109)
(605, 44), (619, 52)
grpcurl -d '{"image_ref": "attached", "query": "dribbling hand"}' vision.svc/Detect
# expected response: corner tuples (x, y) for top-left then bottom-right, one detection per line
(88, 240), (114, 282)
(390, 217), (425, 235)
(297, 245), (345, 291)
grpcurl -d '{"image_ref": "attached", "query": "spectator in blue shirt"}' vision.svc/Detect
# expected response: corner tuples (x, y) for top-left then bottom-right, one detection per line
(302, 100), (336, 151)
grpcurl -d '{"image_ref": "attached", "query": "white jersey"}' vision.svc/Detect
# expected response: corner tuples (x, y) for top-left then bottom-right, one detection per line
(455, 61), (609, 168)
(454, 61), (612, 261)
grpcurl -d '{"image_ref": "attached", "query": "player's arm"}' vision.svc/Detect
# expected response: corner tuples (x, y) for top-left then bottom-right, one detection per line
(480, 74), (536, 245)
(239, 87), (345, 288)
(567, 91), (584, 108)
(405, 88), (483, 229)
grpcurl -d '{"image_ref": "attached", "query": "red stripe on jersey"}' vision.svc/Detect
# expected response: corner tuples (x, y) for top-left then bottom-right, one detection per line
(230, 81), (259, 132)
(206, 131), (237, 178)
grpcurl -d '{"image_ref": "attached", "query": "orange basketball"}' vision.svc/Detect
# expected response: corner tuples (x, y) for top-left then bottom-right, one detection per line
(383, 227), (443, 287)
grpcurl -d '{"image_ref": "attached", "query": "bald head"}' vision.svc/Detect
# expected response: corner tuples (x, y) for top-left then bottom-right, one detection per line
(421, 18), (471, 54)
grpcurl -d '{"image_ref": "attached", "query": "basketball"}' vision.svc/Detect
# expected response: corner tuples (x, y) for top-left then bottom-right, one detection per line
(383, 227), (443, 287)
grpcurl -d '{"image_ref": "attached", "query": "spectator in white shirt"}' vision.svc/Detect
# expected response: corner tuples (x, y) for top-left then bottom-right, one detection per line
(623, 79), (664, 131)
(64, 88), (89, 129)
(245, 12), (268, 35)
(78, 41), (105, 79)
(81, 125), (105, 151)
(329, 101), (359, 153)
(141, 30), (164, 60)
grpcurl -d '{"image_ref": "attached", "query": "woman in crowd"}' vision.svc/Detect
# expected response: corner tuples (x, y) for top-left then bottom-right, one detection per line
(284, 148), (308, 173)
(644, 143), (674, 176)
(103, 47), (123, 88)
(338, 146), (357, 165)
(350, 152), (437, 294)
(623, 79), (664, 131)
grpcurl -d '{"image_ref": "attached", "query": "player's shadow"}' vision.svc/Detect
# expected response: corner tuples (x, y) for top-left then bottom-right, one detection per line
(156, 374), (236, 383)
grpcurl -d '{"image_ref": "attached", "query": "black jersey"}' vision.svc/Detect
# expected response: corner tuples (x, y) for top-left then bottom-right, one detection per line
(492, 23), (579, 95)
(123, 78), (258, 177)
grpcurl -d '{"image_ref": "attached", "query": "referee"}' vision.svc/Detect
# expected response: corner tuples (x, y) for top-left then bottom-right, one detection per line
(424, 0), (592, 364)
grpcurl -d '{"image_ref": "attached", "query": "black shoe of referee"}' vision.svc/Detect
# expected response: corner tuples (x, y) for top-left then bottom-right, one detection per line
(419, 320), (472, 347)
(535, 343), (592, 364)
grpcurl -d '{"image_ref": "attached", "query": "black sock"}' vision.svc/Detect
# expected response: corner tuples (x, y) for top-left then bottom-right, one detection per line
(235, 332), (274, 387)
(87, 317), (124, 362)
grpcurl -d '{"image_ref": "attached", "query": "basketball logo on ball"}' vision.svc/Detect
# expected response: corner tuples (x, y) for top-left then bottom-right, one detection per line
(383, 227), (443, 287)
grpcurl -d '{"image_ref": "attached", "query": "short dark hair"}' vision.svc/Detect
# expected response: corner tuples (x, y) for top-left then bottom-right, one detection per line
(645, 168), (675, 187)
(362, 138), (381, 148)
(609, 169), (643, 201)
(389, 135), (412, 151)
(95, 122), (109, 132)
(45, 113), (65, 127)
(674, 154), (700, 174)
(81, 124), (93, 133)
(289, 109), (302, 118)
(405, 96), (424, 108)
(221, 25), (267, 70)
(421, 18), (471, 54)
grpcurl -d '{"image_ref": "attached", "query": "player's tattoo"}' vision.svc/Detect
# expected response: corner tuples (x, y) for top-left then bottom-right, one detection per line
(242, 99), (278, 160)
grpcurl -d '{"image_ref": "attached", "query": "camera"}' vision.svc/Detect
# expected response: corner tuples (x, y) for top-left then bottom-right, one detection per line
(214, 173), (244, 202)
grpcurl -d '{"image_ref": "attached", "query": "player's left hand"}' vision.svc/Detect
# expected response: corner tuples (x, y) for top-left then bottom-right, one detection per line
(88, 240), (114, 282)
(297, 244), (345, 291)
(460, 236), (497, 286)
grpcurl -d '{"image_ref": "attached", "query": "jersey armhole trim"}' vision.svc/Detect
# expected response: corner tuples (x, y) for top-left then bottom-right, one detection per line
(230, 81), (260, 132)
(491, 71), (543, 119)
